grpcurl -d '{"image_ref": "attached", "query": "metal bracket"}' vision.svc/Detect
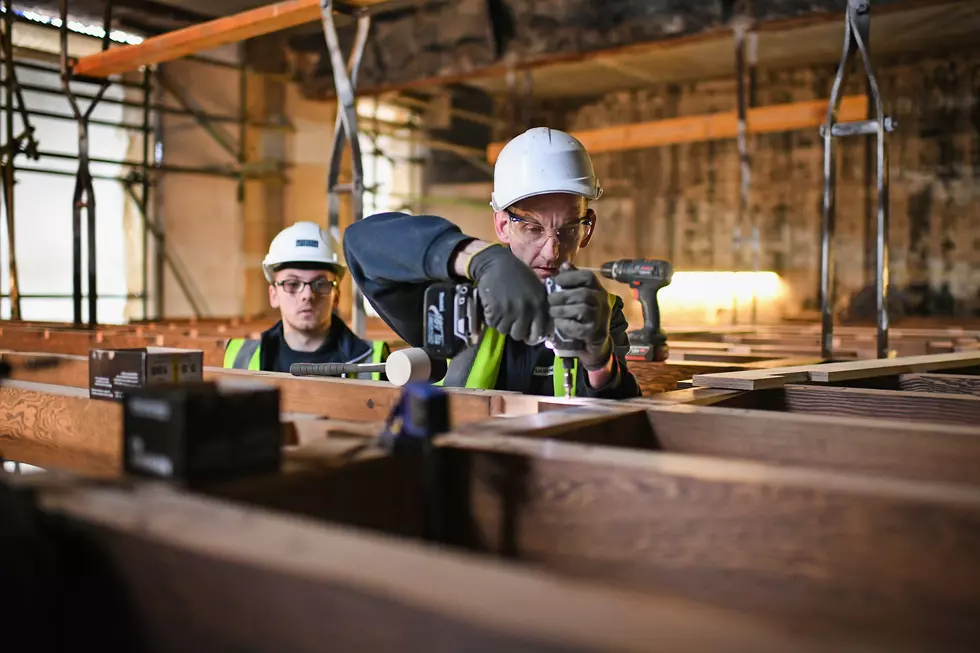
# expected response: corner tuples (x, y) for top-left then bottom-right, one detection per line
(320, 0), (371, 338)
(821, 0), (894, 359)
(60, 0), (115, 327)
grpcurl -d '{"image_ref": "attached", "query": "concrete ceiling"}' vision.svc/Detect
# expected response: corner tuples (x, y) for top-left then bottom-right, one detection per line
(463, 0), (980, 99)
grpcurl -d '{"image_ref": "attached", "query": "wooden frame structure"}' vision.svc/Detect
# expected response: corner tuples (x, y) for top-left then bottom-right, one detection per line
(73, 0), (391, 77)
(4, 339), (980, 650)
(486, 95), (869, 162)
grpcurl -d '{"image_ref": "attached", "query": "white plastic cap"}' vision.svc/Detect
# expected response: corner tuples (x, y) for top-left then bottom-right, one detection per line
(490, 127), (602, 212)
(262, 221), (345, 283)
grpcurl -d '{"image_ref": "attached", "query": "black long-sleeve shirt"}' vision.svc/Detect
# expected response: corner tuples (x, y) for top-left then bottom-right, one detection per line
(343, 212), (642, 399)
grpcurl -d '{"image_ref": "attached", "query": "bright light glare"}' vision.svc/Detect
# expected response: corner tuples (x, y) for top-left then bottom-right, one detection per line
(3, 7), (144, 45)
(656, 271), (789, 325)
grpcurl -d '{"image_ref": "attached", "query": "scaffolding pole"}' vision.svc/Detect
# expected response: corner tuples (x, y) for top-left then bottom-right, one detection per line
(59, 0), (114, 327)
(321, 0), (371, 338)
(820, 0), (897, 359)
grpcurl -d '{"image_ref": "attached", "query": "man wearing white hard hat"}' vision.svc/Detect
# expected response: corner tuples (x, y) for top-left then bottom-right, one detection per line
(224, 221), (389, 378)
(343, 127), (640, 399)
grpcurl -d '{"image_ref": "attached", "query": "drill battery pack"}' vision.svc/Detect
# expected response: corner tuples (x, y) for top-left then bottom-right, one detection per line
(423, 282), (484, 360)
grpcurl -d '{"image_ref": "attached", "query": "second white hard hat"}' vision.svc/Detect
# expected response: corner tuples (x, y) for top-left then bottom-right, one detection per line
(490, 127), (602, 212)
(262, 221), (345, 283)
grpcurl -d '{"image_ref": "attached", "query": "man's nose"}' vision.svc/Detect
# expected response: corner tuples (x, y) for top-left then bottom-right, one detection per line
(542, 234), (560, 259)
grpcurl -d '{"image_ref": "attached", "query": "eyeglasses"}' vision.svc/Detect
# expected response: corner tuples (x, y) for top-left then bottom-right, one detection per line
(506, 210), (594, 246)
(275, 278), (338, 295)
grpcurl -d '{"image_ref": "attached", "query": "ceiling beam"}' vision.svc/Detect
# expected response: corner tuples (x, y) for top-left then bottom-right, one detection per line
(486, 95), (868, 162)
(72, 0), (391, 77)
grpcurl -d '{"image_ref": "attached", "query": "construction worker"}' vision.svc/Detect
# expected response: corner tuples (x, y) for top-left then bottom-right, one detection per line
(343, 127), (641, 399)
(224, 221), (389, 379)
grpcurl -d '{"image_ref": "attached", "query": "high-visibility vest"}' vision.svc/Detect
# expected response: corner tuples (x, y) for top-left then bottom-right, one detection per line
(437, 293), (619, 397)
(223, 338), (390, 380)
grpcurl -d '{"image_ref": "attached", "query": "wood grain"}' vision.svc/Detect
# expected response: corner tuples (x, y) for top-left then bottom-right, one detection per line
(898, 373), (980, 395)
(440, 434), (980, 647)
(642, 402), (980, 486)
(778, 385), (980, 427)
(26, 476), (923, 653)
(0, 381), (121, 475)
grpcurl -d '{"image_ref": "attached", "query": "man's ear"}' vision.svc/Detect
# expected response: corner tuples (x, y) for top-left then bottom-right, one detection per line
(493, 210), (511, 244)
(268, 284), (280, 309)
(332, 283), (341, 313)
(579, 208), (597, 249)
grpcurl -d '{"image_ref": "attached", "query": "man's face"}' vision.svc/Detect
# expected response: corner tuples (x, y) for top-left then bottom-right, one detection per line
(493, 193), (596, 280)
(269, 268), (339, 333)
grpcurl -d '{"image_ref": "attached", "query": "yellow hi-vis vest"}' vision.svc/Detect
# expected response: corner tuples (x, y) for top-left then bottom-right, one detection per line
(437, 293), (619, 397)
(223, 338), (390, 380)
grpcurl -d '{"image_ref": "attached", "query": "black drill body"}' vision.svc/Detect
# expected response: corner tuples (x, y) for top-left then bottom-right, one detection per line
(599, 259), (673, 362)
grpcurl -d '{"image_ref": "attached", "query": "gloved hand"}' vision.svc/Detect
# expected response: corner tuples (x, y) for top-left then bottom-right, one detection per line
(468, 244), (550, 343)
(547, 265), (613, 370)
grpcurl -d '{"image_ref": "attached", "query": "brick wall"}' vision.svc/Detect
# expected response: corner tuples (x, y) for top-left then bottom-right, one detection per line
(520, 43), (980, 320)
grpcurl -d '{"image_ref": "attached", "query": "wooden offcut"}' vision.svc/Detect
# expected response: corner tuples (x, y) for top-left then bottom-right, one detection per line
(73, 0), (391, 78)
(486, 95), (868, 162)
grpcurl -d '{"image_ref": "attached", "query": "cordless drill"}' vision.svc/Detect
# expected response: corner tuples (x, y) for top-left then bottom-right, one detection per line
(422, 270), (583, 397)
(599, 258), (673, 362)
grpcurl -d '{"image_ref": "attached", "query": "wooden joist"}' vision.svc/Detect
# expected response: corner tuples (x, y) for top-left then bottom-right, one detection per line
(73, 0), (391, 78)
(486, 95), (868, 162)
(11, 474), (905, 653)
(3, 327), (980, 649)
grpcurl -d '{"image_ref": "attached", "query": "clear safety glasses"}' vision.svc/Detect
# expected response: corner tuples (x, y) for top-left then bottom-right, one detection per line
(506, 210), (594, 247)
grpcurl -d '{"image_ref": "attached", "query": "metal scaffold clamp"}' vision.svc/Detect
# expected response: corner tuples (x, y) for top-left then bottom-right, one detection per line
(820, 0), (897, 360)
(320, 1), (371, 338)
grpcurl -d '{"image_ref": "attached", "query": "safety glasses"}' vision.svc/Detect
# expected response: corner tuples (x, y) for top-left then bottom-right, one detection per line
(275, 278), (338, 295)
(506, 210), (594, 246)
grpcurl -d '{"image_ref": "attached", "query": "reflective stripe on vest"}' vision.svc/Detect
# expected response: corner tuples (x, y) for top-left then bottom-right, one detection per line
(439, 293), (618, 397)
(224, 338), (261, 370)
(370, 340), (390, 381)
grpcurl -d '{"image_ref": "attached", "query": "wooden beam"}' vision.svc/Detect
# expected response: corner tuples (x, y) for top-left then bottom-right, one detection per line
(456, 400), (980, 486)
(693, 352), (980, 390)
(438, 433), (980, 646)
(73, 0), (391, 78)
(17, 475), (898, 653)
(773, 385), (980, 427)
(0, 353), (506, 426)
(486, 95), (868, 162)
(899, 373), (980, 395)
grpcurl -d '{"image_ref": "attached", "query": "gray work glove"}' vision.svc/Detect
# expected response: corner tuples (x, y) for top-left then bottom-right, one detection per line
(469, 244), (550, 344)
(547, 266), (613, 371)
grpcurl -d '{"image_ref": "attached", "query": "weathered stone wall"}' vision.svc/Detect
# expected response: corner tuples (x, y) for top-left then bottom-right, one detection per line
(512, 43), (980, 319)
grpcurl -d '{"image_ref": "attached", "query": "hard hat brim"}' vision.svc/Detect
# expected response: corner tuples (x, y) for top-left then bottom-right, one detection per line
(263, 261), (347, 283)
(490, 184), (603, 212)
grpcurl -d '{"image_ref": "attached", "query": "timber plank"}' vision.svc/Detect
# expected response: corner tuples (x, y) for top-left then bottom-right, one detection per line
(777, 385), (980, 427)
(468, 401), (980, 486)
(73, 0), (390, 77)
(20, 477), (909, 653)
(899, 373), (980, 395)
(0, 381), (121, 475)
(438, 434), (980, 645)
(0, 353), (500, 425)
(693, 352), (980, 390)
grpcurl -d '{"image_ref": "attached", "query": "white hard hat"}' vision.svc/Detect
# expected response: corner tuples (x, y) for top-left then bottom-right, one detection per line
(490, 127), (602, 212)
(262, 221), (345, 283)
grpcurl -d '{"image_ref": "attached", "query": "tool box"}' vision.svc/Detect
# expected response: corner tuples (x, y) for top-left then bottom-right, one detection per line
(122, 380), (282, 486)
(89, 347), (203, 401)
